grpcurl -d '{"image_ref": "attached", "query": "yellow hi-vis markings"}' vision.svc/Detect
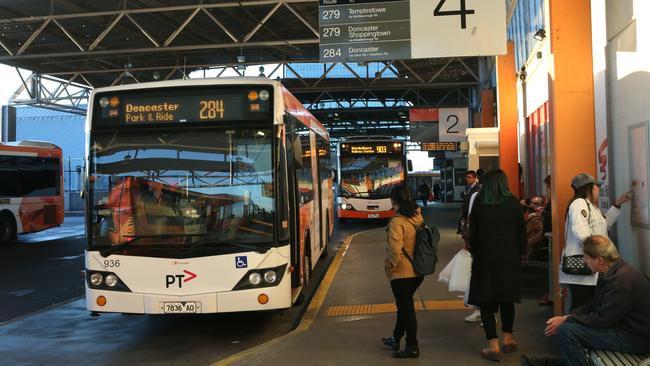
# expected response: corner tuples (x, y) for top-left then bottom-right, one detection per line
(325, 300), (466, 317)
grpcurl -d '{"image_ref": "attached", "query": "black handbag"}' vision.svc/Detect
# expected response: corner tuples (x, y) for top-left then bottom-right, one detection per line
(561, 199), (594, 276)
(562, 254), (592, 276)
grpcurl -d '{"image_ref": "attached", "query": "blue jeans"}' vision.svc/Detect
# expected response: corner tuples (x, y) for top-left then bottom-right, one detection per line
(555, 322), (642, 366)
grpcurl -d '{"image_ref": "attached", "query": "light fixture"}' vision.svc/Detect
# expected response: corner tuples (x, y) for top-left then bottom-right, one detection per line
(534, 28), (546, 41)
(258, 65), (266, 77)
(237, 55), (245, 63)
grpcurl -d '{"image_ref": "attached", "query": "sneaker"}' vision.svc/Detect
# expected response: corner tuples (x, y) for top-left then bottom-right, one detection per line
(464, 310), (481, 322)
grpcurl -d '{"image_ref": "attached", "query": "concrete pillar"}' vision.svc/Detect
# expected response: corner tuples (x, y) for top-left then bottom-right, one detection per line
(496, 41), (520, 196)
(548, 0), (597, 314)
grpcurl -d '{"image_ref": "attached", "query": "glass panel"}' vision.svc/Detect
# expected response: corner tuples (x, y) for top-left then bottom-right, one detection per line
(339, 155), (404, 199)
(88, 126), (276, 254)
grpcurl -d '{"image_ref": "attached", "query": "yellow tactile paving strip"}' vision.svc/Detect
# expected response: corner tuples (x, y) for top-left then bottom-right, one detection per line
(324, 300), (466, 317)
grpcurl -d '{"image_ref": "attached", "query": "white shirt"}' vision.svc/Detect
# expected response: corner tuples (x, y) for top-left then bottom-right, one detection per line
(559, 198), (620, 286)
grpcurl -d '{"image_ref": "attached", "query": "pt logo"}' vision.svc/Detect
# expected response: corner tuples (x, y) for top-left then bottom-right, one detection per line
(165, 269), (197, 288)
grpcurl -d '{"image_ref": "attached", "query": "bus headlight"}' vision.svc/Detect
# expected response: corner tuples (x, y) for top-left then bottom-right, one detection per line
(340, 203), (355, 210)
(86, 270), (131, 292)
(263, 270), (277, 284)
(232, 264), (287, 291)
(105, 274), (119, 287)
(248, 272), (262, 286)
(259, 90), (270, 101)
(90, 273), (104, 286)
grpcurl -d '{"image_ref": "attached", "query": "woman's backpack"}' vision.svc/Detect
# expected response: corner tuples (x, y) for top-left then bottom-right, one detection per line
(402, 222), (440, 276)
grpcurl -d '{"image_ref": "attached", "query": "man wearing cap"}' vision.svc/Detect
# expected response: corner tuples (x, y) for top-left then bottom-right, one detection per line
(561, 173), (632, 310)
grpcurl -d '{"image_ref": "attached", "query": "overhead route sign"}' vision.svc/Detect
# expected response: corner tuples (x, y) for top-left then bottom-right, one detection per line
(318, 0), (506, 63)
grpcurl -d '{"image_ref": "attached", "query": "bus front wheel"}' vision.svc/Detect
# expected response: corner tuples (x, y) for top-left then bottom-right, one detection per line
(0, 213), (16, 245)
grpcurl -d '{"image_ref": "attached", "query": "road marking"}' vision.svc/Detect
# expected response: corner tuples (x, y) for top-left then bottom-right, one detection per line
(324, 300), (466, 317)
(211, 230), (366, 366)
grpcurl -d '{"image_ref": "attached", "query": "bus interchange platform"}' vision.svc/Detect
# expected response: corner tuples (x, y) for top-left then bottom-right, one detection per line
(0, 205), (560, 366)
(219, 204), (559, 366)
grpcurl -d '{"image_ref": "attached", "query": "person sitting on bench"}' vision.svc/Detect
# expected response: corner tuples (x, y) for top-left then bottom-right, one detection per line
(544, 235), (650, 366)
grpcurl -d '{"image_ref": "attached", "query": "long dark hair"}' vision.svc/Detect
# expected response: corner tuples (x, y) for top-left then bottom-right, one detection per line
(565, 183), (594, 218)
(390, 185), (418, 218)
(477, 169), (513, 206)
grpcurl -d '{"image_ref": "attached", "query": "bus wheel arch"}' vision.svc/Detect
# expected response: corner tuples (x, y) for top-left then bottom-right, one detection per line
(0, 210), (17, 245)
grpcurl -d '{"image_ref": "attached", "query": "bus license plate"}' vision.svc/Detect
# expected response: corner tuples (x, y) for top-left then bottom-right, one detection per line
(368, 214), (379, 218)
(164, 302), (197, 314)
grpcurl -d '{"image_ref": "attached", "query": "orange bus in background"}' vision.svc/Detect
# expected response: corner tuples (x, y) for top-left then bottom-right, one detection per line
(0, 141), (64, 245)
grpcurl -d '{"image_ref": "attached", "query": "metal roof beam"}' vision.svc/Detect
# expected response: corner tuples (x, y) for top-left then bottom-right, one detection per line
(0, 0), (316, 23)
(0, 39), (318, 61)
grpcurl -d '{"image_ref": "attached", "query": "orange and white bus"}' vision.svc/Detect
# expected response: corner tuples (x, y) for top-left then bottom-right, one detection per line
(0, 141), (64, 245)
(84, 78), (333, 314)
(336, 137), (406, 222)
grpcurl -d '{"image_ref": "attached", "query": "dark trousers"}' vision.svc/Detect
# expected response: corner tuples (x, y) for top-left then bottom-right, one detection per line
(555, 322), (643, 366)
(568, 284), (595, 311)
(391, 276), (424, 347)
(478, 302), (515, 340)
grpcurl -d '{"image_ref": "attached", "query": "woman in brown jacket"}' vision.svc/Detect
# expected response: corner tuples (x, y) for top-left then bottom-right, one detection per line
(382, 185), (424, 358)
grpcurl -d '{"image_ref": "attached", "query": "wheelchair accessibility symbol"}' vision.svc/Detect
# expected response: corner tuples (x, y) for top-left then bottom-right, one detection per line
(235, 256), (248, 269)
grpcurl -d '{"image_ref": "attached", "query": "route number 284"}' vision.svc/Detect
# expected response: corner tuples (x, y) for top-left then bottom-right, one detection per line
(322, 48), (342, 59)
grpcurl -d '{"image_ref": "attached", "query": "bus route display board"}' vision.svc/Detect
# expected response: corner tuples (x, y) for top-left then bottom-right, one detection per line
(421, 142), (459, 151)
(93, 88), (271, 126)
(318, 0), (506, 62)
(340, 142), (402, 155)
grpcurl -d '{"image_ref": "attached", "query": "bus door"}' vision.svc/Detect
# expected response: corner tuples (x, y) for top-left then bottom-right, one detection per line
(285, 121), (301, 288)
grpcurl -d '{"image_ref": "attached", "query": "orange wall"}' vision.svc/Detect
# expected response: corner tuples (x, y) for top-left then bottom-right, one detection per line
(497, 41), (520, 197)
(481, 88), (495, 128)
(548, 0), (597, 314)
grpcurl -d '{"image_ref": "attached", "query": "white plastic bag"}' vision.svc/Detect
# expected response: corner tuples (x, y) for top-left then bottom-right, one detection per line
(438, 256), (454, 284)
(448, 249), (472, 293)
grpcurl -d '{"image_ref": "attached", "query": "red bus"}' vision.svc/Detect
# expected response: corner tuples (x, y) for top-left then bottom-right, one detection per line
(0, 140), (64, 244)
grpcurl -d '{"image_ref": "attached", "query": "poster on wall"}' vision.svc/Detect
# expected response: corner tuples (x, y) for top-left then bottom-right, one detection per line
(628, 121), (650, 228)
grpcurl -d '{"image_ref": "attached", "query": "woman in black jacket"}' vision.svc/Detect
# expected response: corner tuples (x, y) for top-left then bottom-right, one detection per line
(467, 169), (527, 361)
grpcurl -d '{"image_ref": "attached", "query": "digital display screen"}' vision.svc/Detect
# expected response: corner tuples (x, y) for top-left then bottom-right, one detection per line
(93, 87), (272, 127)
(340, 142), (403, 155)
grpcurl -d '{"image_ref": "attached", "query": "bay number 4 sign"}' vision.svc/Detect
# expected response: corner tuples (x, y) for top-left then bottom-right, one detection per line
(318, 0), (506, 63)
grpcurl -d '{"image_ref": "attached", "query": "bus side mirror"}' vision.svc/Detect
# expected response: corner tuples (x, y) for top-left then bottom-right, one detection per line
(407, 160), (413, 172)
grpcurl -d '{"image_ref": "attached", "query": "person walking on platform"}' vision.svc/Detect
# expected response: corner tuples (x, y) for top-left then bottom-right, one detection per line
(382, 185), (424, 359)
(561, 173), (631, 310)
(545, 235), (650, 366)
(467, 169), (526, 361)
(457, 170), (480, 235)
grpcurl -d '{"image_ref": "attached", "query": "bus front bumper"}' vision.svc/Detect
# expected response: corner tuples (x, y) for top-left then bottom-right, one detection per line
(337, 209), (395, 219)
(85, 285), (292, 314)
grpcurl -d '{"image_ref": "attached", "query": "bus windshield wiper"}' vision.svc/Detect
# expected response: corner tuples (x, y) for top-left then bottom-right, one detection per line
(196, 239), (271, 254)
(98, 234), (205, 257)
(99, 239), (138, 257)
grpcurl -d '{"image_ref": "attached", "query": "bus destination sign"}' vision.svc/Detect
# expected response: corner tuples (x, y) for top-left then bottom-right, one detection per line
(94, 88), (271, 126)
(341, 142), (402, 155)
(421, 142), (459, 151)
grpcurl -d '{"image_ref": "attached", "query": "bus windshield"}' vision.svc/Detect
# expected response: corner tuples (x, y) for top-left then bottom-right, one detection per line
(88, 126), (276, 254)
(339, 154), (404, 199)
